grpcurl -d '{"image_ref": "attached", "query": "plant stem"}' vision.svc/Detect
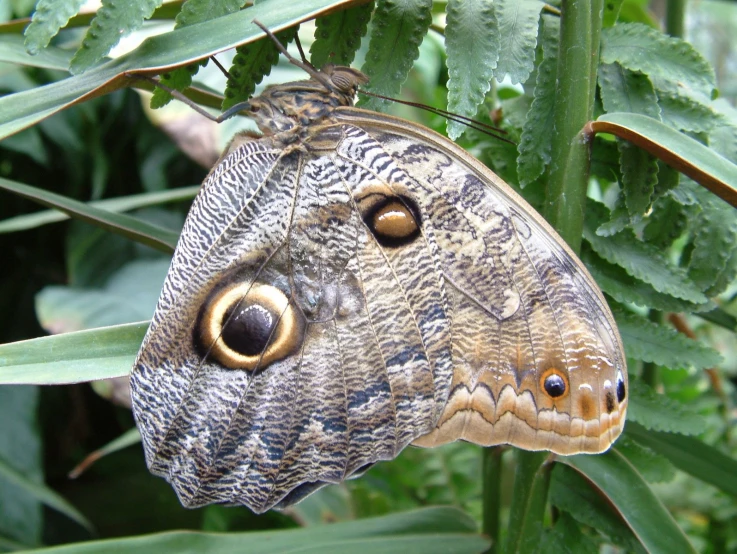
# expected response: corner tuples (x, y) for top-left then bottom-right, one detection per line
(665, 0), (686, 38)
(482, 447), (503, 553)
(543, 0), (604, 253)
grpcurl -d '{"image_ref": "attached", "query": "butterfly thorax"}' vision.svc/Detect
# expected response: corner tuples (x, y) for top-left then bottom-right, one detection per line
(247, 64), (369, 136)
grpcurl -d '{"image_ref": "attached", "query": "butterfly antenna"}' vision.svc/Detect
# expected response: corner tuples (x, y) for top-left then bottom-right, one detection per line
(252, 19), (334, 92)
(209, 55), (232, 80)
(293, 33), (311, 68)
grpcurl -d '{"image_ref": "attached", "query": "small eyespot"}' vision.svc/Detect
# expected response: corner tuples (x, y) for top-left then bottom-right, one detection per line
(605, 392), (616, 413)
(540, 367), (568, 399)
(616, 370), (626, 403)
(360, 194), (421, 247)
(194, 282), (305, 371)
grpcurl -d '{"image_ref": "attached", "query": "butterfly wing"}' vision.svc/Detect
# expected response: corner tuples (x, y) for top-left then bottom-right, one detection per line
(331, 108), (627, 455)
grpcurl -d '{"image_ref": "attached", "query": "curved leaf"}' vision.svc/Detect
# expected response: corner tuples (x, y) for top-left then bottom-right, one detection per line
(494, 0), (544, 85)
(23, 0), (86, 55)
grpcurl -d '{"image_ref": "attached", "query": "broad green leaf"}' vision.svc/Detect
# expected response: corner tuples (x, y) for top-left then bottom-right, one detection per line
(618, 138), (659, 217)
(584, 201), (707, 304)
(70, 0), (165, 74)
(502, 450), (551, 554)
(658, 90), (718, 134)
(310, 2), (374, 67)
(23, 0), (86, 55)
(626, 421), (737, 499)
(615, 436), (676, 483)
(562, 449), (697, 554)
(493, 0), (544, 85)
(537, 512), (600, 554)
(0, 387), (42, 547)
(614, 307), (723, 371)
(598, 62), (660, 119)
(222, 25), (299, 110)
(593, 112), (737, 209)
(582, 246), (712, 313)
(0, 0), (355, 140)
(445, 0), (499, 140)
(627, 380), (706, 435)
(0, 177), (179, 253)
(687, 186), (737, 297)
(358, 0), (432, 112)
(642, 195), (688, 249)
(0, 185), (199, 233)
(550, 464), (646, 554)
(517, 14), (557, 186)
(0, 450), (93, 534)
(20, 507), (488, 554)
(0, 34), (73, 70)
(0, 322), (145, 385)
(600, 22), (716, 99)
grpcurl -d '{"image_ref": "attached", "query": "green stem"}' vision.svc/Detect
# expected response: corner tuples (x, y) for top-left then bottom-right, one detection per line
(543, 0), (604, 253)
(665, 0), (686, 38)
(482, 447), (503, 553)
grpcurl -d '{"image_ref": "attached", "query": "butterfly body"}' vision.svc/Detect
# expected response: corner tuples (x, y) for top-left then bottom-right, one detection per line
(130, 65), (627, 513)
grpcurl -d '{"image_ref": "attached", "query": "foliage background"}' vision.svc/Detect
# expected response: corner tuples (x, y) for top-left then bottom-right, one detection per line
(0, 0), (737, 552)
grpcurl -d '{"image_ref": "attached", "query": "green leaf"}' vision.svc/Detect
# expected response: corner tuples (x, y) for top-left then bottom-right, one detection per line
(584, 200), (707, 304)
(598, 62), (660, 119)
(618, 138), (659, 217)
(150, 61), (207, 109)
(358, 0), (432, 112)
(687, 186), (737, 297)
(550, 464), (646, 554)
(0, 177), (179, 253)
(658, 90), (718, 134)
(0, 387), (42, 547)
(19, 507), (488, 554)
(614, 307), (723, 371)
(0, 322), (145, 385)
(0, 185), (199, 233)
(445, 0), (499, 140)
(602, 0), (624, 27)
(626, 421), (737, 499)
(175, 0), (244, 27)
(0, 449), (93, 534)
(537, 512), (600, 554)
(23, 0), (86, 55)
(562, 449), (697, 554)
(310, 2), (374, 68)
(582, 246), (712, 313)
(0, 34), (74, 71)
(222, 25), (299, 110)
(642, 194), (687, 249)
(502, 450), (551, 554)
(70, 0), (165, 74)
(615, 435), (676, 483)
(517, 14), (557, 186)
(493, 0), (544, 85)
(627, 379), (706, 435)
(600, 22), (716, 99)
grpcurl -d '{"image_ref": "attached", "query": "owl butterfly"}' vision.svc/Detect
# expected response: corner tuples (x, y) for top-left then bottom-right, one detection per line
(130, 25), (627, 514)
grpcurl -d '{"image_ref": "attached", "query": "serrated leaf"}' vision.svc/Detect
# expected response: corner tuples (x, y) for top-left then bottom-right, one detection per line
(150, 61), (207, 109)
(70, 0), (164, 74)
(357, 0), (432, 112)
(550, 464), (646, 554)
(445, 0), (499, 140)
(494, 0), (544, 85)
(584, 200), (707, 303)
(687, 186), (737, 296)
(222, 26), (298, 110)
(628, 379), (706, 435)
(517, 14), (557, 186)
(598, 62), (660, 119)
(310, 2), (373, 68)
(709, 105), (737, 164)
(562, 451), (697, 554)
(653, 159), (680, 197)
(600, 22), (716, 99)
(615, 436), (676, 483)
(626, 421), (737, 499)
(581, 246), (712, 313)
(614, 307), (723, 371)
(658, 90), (718, 134)
(618, 138), (659, 217)
(175, 0), (245, 27)
(642, 194), (688, 249)
(23, 0), (86, 55)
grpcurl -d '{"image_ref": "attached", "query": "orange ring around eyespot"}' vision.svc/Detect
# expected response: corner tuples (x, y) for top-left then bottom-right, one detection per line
(539, 367), (569, 399)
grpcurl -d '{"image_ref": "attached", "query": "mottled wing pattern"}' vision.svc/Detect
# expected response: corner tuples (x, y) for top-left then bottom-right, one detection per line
(130, 129), (454, 512)
(332, 110), (627, 455)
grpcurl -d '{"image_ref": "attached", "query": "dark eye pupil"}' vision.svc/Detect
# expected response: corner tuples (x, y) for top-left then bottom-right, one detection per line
(544, 374), (566, 397)
(616, 376), (626, 403)
(222, 305), (274, 356)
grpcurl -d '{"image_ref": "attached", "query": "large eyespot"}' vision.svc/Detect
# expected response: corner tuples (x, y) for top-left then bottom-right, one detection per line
(540, 367), (568, 399)
(194, 282), (305, 371)
(616, 370), (626, 403)
(360, 193), (421, 247)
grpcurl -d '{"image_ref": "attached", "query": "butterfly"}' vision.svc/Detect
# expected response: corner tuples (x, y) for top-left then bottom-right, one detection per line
(130, 27), (627, 514)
